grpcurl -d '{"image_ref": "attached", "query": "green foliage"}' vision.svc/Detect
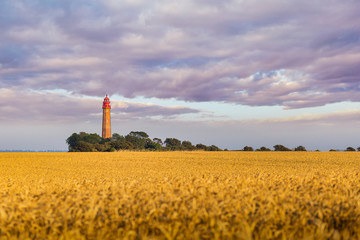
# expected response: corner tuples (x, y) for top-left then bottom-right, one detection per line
(209, 145), (222, 151)
(145, 139), (162, 151)
(66, 132), (101, 152)
(164, 138), (182, 150)
(82, 133), (101, 144)
(182, 141), (195, 150)
(294, 146), (307, 151)
(346, 147), (356, 152)
(67, 132), (221, 152)
(129, 131), (149, 139)
(196, 144), (208, 150)
(111, 141), (132, 150)
(153, 138), (163, 145)
(243, 146), (254, 151)
(66, 133), (81, 152)
(256, 146), (271, 151)
(125, 135), (146, 150)
(111, 133), (124, 142)
(73, 141), (95, 152)
(274, 145), (291, 151)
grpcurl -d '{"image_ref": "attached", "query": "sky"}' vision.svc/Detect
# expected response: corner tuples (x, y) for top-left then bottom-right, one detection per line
(0, 0), (360, 151)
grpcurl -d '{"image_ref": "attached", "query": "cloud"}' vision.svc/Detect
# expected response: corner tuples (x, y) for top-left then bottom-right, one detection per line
(245, 109), (360, 124)
(111, 101), (199, 119)
(0, 89), (200, 123)
(0, 0), (359, 108)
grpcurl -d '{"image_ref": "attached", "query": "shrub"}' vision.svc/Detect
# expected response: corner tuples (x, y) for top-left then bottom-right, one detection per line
(243, 146), (254, 151)
(346, 147), (356, 152)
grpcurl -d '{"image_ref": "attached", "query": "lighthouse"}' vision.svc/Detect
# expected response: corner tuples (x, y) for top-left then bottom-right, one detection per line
(102, 95), (111, 138)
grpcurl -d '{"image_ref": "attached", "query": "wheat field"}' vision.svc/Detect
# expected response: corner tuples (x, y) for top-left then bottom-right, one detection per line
(0, 152), (359, 239)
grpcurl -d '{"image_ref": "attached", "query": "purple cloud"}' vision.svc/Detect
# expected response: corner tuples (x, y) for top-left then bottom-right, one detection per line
(1, 0), (360, 109)
(0, 89), (199, 123)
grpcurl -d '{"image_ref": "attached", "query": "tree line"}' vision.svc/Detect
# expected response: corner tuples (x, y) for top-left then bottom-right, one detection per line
(241, 145), (360, 152)
(66, 131), (223, 152)
(66, 132), (360, 152)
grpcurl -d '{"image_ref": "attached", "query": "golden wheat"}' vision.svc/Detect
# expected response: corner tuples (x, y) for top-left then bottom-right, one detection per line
(0, 152), (359, 239)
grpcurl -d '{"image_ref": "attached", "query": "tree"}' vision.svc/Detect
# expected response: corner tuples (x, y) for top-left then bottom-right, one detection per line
(73, 141), (94, 152)
(102, 142), (113, 152)
(125, 132), (148, 150)
(153, 138), (163, 146)
(111, 141), (133, 150)
(196, 144), (208, 151)
(164, 138), (182, 150)
(100, 137), (111, 144)
(66, 132), (101, 151)
(273, 144), (291, 151)
(294, 146), (307, 151)
(209, 145), (222, 151)
(346, 147), (356, 151)
(145, 139), (162, 151)
(94, 143), (106, 152)
(256, 146), (271, 151)
(182, 141), (195, 150)
(83, 133), (101, 144)
(119, 141), (134, 150)
(111, 133), (125, 142)
(66, 133), (81, 151)
(243, 146), (254, 151)
(66, 131), (226, 152)
(128, 131), (149, 139)
(357, 147), (360, 152)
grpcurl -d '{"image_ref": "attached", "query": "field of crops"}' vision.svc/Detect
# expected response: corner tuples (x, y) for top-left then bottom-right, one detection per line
(0, 152), (359, 239)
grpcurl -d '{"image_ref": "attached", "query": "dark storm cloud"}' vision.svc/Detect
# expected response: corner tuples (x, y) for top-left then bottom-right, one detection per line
(1, 0), (360, 109)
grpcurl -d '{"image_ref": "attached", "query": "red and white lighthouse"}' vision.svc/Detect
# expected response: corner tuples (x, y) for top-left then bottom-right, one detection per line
(102, 95), (111, 138)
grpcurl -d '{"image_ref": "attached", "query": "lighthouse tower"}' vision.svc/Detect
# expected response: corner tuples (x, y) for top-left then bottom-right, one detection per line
(102, 95), (111, 138)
